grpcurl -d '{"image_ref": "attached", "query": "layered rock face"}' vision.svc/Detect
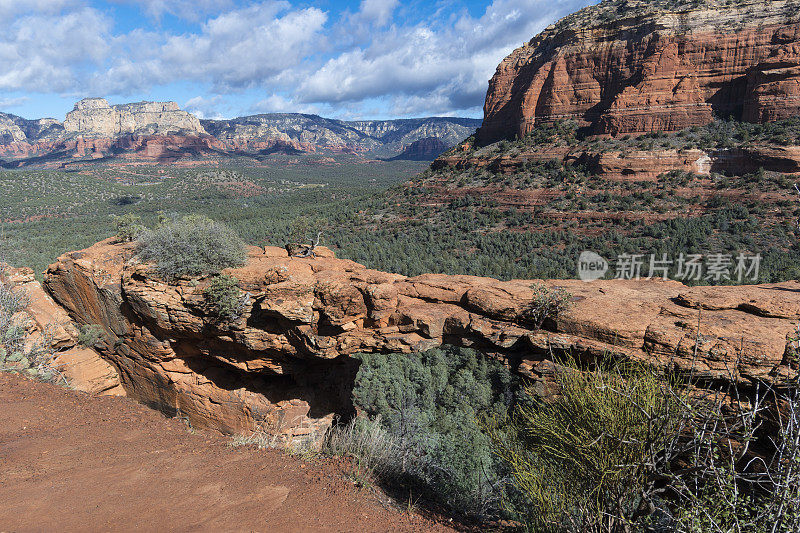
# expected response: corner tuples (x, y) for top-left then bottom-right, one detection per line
(433, 143), (800, 181)
(479, 0), (800, 143)
(41, 240), (799, 446)
(63, 98), (206, 137)
(0, 99), (214, 165)
(0, 113), (63, 146)
(2, 265), (124, 395)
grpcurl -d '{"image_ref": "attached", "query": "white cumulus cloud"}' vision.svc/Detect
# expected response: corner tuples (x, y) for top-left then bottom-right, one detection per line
(0, 0), (599, 118)
(0, 7), (112, 92)
(298, 0), (595, 115)
(94, 2), (328, 93)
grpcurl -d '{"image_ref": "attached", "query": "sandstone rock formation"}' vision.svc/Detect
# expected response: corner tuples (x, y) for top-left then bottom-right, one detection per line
(0, 112), (63, 146)
(479, 0), (800, 143)
(63, 98), (206, 137)
(2, 265), (123, 395)
(40, 239), (799, 447)
(0, 99), (215, 165)
(433, 143), (800, 182)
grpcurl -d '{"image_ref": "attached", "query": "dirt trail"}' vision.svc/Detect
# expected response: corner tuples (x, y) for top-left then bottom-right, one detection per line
(0, 373), (453, 532)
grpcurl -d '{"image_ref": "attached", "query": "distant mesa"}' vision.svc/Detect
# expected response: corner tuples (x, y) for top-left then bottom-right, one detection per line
(63, 98), (206, 137)
(387, 137), (450, 161)
(0, 97), (481, 166)
(478, 0), (800, 143)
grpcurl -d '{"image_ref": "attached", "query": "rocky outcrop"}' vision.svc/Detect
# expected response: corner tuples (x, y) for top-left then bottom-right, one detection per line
(41, 239), (799, 447)
(2, 265), (124, 395)
(0, 134), (225, 167)
(479, 0), (800, 143)
(433, 143), (800, 181)
(0, 99), (215, 165)
(0, 112), (63, 146)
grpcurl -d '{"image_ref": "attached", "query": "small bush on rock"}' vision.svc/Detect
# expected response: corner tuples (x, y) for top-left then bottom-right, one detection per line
(112, 213), (145, 242)
(77, 324), (106, 347)
(204, 275), (246, 320)
(524, 283), (572, 328)
(136, 215), (246, 280)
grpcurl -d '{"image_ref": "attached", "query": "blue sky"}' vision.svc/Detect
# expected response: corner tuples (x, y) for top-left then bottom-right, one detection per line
(0, 0), (597, 121)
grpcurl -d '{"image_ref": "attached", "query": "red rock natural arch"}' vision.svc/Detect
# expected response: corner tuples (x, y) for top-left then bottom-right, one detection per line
(37, 239), (799, 447)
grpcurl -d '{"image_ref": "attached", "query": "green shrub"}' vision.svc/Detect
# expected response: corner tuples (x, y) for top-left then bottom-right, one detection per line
(523, 283), (573, 328)
(343, 346), (516, 518)
(77, 324), (106, 347)
(486, 354), (800, 533)
(112, 213), (145, 242)
(204, 275), (245, 320)
(136, 215), (246, 280)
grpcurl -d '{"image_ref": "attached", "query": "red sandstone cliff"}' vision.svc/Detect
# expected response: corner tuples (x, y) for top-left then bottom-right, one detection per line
(479, 0), (800, 143)
(2, 265), (123, 395)
(28, 240), (799, 447)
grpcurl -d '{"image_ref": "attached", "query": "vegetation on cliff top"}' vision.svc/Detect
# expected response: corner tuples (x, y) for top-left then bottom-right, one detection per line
(383, 118), (800, 283)
(534, 0), (784, 42)
(136, 215), (247, 280)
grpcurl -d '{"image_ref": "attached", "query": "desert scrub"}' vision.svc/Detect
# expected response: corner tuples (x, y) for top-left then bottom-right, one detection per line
(136, 215), (246, 280)
(77, 324), (106, 347)
(335, 345), (517, 519)
(487, 355), (800, 532)
(112, 213), (145, 242)
(523, 283), (572, 328)
(486, 358), (685, 532)
(204, 275), (246, 320)
(325, 415), (402, 485)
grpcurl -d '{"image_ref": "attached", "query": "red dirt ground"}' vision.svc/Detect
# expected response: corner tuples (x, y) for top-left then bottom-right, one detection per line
(0, 372), (456, 532)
